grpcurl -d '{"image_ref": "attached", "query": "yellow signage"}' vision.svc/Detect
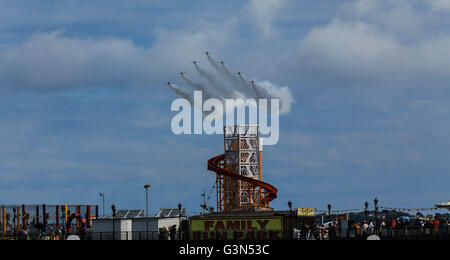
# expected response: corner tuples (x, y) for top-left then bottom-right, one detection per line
(298, 208), (315, 217)
(190, 217), (283, 240)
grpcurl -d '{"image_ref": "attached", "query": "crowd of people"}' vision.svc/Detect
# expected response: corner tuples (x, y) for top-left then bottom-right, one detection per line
(361, 217), (449, 237)
(158, 225), (179, 240)
(2, 225), (66, 240)
(295, 216), (449, 240)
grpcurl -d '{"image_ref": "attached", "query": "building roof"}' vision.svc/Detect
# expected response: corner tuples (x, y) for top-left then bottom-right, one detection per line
(156, 208), (186, 218)
(110, 208), (187, 219)
(115, 209), (145, 219)
(190, 209), (304, 219)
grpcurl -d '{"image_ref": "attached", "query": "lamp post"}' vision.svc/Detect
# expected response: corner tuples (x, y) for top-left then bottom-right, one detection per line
(61, 206), (65, 232)
(374, 198), (379, 226)
(12, 207), (16, 236)
(144, 184), (151, 217)
(111, 205), (116, 241)
(365, 201), (369, 222)
(288, 201), (293, 240)
(328, 204), (332, 221)
(178, 203), (183, 240)
(99, 193), (105, 218)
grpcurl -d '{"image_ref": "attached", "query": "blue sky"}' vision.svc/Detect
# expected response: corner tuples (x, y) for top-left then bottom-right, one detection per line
(1, 0), (449, 215)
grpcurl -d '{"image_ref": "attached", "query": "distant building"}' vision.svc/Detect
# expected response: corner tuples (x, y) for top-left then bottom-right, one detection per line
(436, 201), (450, 211)
(90, 208), (186, 240)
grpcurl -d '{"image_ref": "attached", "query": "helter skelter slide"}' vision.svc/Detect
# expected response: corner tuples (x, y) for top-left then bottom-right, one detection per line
(208, 125), (277, 212)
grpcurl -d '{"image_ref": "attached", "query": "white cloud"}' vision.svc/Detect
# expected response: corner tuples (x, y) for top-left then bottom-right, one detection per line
(292, 0), (450, 85)
(256, 80), (293, 114)
(148, 19), (238, 78)
(0, 20), (237, 90)
(343, 0), (426, 39)
(430, 0), (450, 11)
(0, 15), (296, 114)
(0, 30), (152, 90)
(244, 0), (288, 37)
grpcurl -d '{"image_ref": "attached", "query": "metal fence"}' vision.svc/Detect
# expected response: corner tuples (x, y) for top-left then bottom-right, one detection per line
(88, 231), (182, 240)
(2, 222), (449, 240)
(0, 231), (182, 241)
(2, 228), (449, 240)
(375, 226), (449, 240)
(0, 232), (63, 241)
(1, 204), (98, 240)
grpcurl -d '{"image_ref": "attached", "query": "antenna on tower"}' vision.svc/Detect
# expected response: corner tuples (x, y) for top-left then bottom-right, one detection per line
(200, 189), (207, 214)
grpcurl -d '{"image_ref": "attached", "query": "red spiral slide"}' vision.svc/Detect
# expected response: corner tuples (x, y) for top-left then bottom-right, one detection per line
(208, 154), (277, 211)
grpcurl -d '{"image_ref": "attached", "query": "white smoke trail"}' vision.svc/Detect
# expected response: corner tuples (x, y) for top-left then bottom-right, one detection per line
(206, 55), (223, 74)
(250, 81), (262, 98)
(221, 62), (238, 82)
(168, 82), (209, 116)
(238, 73), (260, 98)
(194, 63), (234, 97)
(168, 82), (193, 102)
(254, 80), (293, 115)
(207, 55), (252, 97)
(181, 73), (218, 100)
(168, 53), (294, 115)
(249, 79), (269, 99)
